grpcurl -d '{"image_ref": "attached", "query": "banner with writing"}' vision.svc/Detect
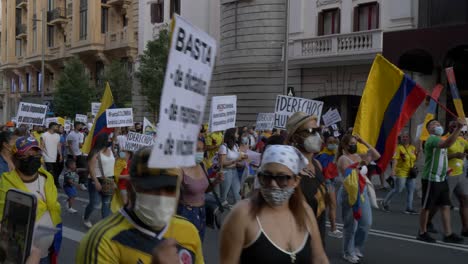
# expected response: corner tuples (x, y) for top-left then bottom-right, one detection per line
(75, 114), (88, 123)
(16, 102), (48, 126)
(322, 108), (342, 127)
(149, 15), (217, 168)
(124, 132), (154, 152)
(209, 95), (237, 132)
(91, 103), (101, 117)
(106, 108), (134, 128)
(255, 113), (275, 131)
(274, 95), (324, 128)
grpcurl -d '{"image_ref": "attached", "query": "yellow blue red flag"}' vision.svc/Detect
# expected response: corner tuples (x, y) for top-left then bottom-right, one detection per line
(446, 67), (465, 118)
(420, 84), (443, 141)
(353, 54), (427, 170)
(343, 163), (367, 220)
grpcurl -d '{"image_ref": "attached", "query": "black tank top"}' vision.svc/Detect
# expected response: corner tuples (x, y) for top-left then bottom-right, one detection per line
(240, 217), (312, 264)
(300, 159), (326, 215)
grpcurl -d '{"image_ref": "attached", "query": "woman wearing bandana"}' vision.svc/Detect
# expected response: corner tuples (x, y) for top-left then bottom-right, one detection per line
(220, 145), (329, 264)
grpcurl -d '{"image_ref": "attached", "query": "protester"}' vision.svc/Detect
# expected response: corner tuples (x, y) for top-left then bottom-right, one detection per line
(285, 112), (327, 244)
(63, 159), (83, 213)
(220, 145), (329, 263)
(255, 136), (267, 153)
(135, 122), (143, 134)
(205, 129), (223, 169)
(419, 119), (467, 242)
(178, 139), (223, 241)
(41, 122), (63, 188)
(0, 132), (16, 176)
(57, 125), (67, 180)
(76, 147), (204, 263)
(337, 134), (380, 263)
(113, 149), (132, 207)
(83, 133), (116, 228)
(219, 127), (246, 206)
(316, 134), (342, 238)
(0, 137), (62, 263)
(116, 127), (128, 152)
(32, 126), (44, 144)
(380, 132), (418, 214)
(247, 126), (257, 150)
(67, 122), (87, 190)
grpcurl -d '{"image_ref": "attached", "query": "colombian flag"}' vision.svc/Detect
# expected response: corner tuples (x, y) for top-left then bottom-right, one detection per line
(82, 82), (116, 154)
(343, 163), (367, 220)
(446, 67), (465, 118)
(354, 54), (427, 171)
(316, 149), (338, 180)
(420, 84), (443, 141)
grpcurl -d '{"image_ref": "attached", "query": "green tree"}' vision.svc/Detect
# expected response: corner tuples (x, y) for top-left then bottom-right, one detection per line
(98, 60), (132, 107)
(54, 57), (94, 117)
(136, 28), (170, 120)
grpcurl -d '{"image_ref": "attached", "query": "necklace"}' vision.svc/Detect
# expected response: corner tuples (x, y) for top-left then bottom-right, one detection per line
(286, 213), (297, 263)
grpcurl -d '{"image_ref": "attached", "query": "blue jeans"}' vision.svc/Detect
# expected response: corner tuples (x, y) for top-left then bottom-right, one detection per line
(339, 186), (372, 256)
(220, 168), (241, 204)
(39, 255), (50, 264)
(84, 179), (112, 220)
(177, 204), (206, 241)
(383, 176), (416, 210)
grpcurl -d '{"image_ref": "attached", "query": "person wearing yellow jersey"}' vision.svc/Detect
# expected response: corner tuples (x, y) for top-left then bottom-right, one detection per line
(205, 130), (223, 168)
(77, 147), (204, 264)
(380, 132), (418, 214)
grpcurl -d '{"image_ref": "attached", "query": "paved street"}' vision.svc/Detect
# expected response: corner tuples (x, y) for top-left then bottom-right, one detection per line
(57, 183), (468, 264)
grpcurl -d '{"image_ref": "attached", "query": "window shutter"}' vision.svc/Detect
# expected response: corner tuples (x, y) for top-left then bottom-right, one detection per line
(374, 2), (380, 29)
(150, 4), (156, 24)
(353, 6), (359, 32)
(317, 12), (324, 36)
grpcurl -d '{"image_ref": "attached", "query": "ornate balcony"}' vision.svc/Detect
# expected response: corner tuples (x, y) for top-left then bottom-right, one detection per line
(16, 0), (27, 9)
(106, 0), (132, 6)
(289, 30), (383, 65)
(16, 24), (27, 39)
(104, 29), (137, 50)
(47, 8), (67, 25)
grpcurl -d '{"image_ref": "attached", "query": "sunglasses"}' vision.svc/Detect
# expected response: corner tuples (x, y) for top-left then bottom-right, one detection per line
(257, 172), (295, 188)
(297, 127), (321, 135)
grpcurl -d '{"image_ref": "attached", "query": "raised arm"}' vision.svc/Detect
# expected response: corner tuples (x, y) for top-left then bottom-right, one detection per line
(354, 134), (381, 163)
(438, 118), (466, 149)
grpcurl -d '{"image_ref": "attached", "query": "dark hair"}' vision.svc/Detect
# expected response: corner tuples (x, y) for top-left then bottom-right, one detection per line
(426, 119), (437, 130)
(48, 122), (58, 129)
(337, 134), (355, 160)
(74, 122), (82, 128)
(14, 127), (28, 137)
(88, 133), (109, 161)
(250, 187), (308, 231)
(265, 135), (284, 147)
(224, 128), (237, 150)
(65, 159), (76, 168)
(0, 132), (13, 152)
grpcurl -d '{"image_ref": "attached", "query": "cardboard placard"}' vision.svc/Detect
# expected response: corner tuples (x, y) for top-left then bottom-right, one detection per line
(16, 102), (47, 126)
(209, 95), (237, 132)
(322, 108), (342, 127)
(274, 95), (324, 129)
(106, 108), (134, 128)
(75, 114), (88, 123)
(124, 132), (154, 152)
(255, 113), (275, 131)
(91, 103), (101, 117)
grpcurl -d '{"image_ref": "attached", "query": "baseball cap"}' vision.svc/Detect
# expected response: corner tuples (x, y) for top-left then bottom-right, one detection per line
(130, 147), (181, 190)
(15, 137), (42, 155)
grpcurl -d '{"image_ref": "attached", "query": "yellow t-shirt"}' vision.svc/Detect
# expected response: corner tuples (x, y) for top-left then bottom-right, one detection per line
(393, 144), (416, 177)
(447, 136), (468, 176)
(205, 131), (223, 168)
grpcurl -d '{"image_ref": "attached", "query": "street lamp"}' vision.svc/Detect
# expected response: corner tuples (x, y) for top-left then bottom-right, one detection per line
(32, 8), (46, 102)
(283, 0), (290, 95)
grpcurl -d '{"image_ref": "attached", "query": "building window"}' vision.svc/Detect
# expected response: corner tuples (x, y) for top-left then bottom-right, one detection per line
(19, 78), (24, 92)
(33, 14), (37, 52)
(96, 61), (105, 88)
(11, 78), (16, 93)
(151, 0), (164, 24)
(47, 26), (54, 47)
(15, 39), (22, 57)
(48, 0), (54, 11)
(170, 0), (181, 18)
(318, 8), (340, 36)
(27, 74), (31, 93)
(80, 0), (88, 40)
(122, 15), (128, 27)
(37, 72), (42, 92)
(354, 2), (379, 31)
(101, 7), (109, 33)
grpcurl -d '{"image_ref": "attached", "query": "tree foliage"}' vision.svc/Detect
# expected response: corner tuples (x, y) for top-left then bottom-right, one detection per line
(98, 60), (132, 107)
(136, 28), (170, 120)
(54, 57), (94, 117)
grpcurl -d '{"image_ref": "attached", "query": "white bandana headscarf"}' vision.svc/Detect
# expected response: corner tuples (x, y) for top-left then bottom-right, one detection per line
(260, 145), (309, 174)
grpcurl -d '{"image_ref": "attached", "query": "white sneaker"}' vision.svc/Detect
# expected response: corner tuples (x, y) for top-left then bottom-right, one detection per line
(80, 184), (88, 191)
(83, 218), (93, 228)
(343, 254), (360, 263)
(355, 248), (364, 259)
(67, 207), (78, 214)
(328, 229), (343, 238)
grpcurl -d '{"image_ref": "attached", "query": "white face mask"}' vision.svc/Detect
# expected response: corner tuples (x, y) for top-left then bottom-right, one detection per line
(134, 193), (176, 230)
(195, 152), (204, 164)
(303, 134), (322, 153)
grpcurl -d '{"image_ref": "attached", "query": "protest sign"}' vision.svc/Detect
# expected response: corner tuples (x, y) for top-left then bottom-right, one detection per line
(209, 95), (237, 132)
(124, 132), (154, 152)
(64, 121), (71, 133)
(16, 102), (47, 126)
(274, 95), (324, 128)
(106, 108), (134, 128)
(91, 103), (101, 117)
(143, 117), (157, 136)
(11, 117), (17, 124)
(149, 15), (217, 168)
(75, 114), (88, 123)
(255, 113), (275, 131)
(45, 118), (59, 127)
(323, 108), (342, 127)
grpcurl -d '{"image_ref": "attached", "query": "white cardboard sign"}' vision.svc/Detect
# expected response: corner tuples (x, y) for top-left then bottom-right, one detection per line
(255, 113), (275, 131)
(106, 108), (134, 128)
(149, 15), (217, 168)
(16, 102), (47, 126)
(209, 95), (237, 132)
(143, 117), (157, 136)
(124, 132), (154, 152)
(45, 117), (59, 127)
(75, 114), (88, 123)
(91, 103), (101, 117)
(274, 95), (324, 128)
(64, 121), (71, 133)
(322, 108), (342, 127)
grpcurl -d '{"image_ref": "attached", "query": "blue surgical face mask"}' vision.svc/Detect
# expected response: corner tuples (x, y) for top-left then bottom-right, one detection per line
(327, 144), (337, 151)
(434, 126), (444, 136)
(119, 152), (126, 159)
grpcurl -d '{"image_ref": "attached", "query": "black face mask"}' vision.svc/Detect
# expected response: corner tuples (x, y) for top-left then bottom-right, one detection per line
(348, 145), (358, 154)
(17, 156), (42, 176)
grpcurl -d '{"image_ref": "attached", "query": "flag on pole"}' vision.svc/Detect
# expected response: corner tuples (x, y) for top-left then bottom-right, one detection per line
(82, 82), (115, 154)
(445, 67), (465, 118)
(353, 54), (427, 171)
(419, 84), (444, 141)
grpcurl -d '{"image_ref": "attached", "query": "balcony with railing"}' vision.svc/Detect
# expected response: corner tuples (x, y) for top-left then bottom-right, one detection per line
(15, 24), (27, 39)
(106, 0), (132, 6)
(104, 29), (137, 50)
(289, 30), (383, 65)
(16, 0), (27, 8)
(47, 7), (67, 25)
